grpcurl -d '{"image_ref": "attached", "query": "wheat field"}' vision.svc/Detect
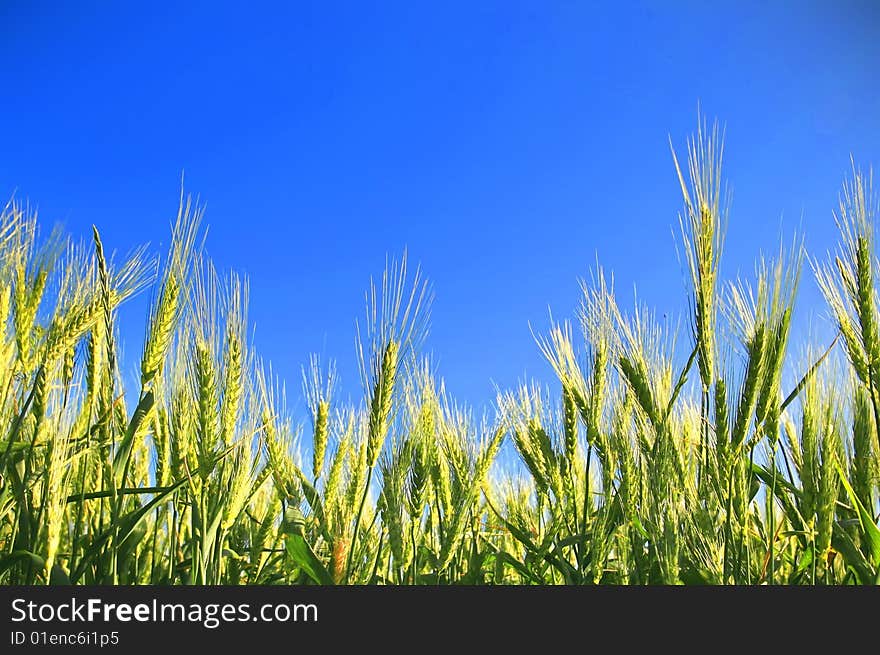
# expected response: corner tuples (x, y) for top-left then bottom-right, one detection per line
(1, 118), (878, 585)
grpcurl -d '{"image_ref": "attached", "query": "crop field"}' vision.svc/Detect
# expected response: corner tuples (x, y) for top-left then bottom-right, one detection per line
(1, 119), (878, 585)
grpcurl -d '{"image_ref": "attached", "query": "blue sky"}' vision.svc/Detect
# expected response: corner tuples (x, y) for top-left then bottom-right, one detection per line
(2, 2), (879, 410)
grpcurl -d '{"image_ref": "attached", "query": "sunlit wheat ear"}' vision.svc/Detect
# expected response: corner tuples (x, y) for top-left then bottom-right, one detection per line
(725, 294), (766, 454)
(378, 444), (409, 568)
(435, 397), (474, 493)
(723, 244), (794, 452)
(44, 425), (74, 580)
(727, 242), (802, 445)
(166, 335), (193, 482)
(83, 226), (153, 317)
(90, 225), (153, 439)
(577, 265), (617, 443)
(406, 427), (430, 520)
(323, 410), (354, 532)
(0, 205), (16, 374)
(182, 257), (225, 481)
(714, 376), (730, 463)
(302, 353), (336, 481)
(10, 206), (62, 373)
(425, 386), (456, 519)
(140, 265), (179, 387)
(437, 415), (505, 573)
(36, 242), (100, 372)
(759, 243), (802, 435)
(850, 376), (876, 512)
(535, 316), (583, 392)
(344, 424), (369, 516)
(193, 338), (218, 481)
(141, 190), (203, 389)
(0, 196), (22, 252)
(498, 384), (551, 493)
(534, 319), (585, 462)
(672, 113), (729, 391)
(614, 302), (676, 431)
(220, 436), (262, 532)
(256, 362), (302, 504)
(219, 271), (247, 449)
(356, 251), (433, 467)
(0, 288), (14, 376)
(815, 163), (879, 399)
(400, 359), (437, 516)
(795, 369), (844, 561)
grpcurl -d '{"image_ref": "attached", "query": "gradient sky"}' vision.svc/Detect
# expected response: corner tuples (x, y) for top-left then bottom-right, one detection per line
(2, 2), (879, 411)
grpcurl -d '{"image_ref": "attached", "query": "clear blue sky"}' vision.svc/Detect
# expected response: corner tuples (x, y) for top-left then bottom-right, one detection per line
(2, 2), (879, 410)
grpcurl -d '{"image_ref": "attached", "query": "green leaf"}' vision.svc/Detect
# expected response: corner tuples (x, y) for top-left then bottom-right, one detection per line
(281, 507), (333, 585)
(0, 439), (35, 455)
(832, 528), (874, 585)
(0, 550), (45, 577)
(117, 521), (148, 573)
(837, 462), (880, 568)
(295, 470), (333, 545)
(50, 565), (71, 585)
(780, 334), (839, 412)
(71, 477), (184, 582)
(751, 461), (807, 537)
(492, 550), (540, 583)
(112, 390), (154, 484)
(664, 343), (699, 422)
(483, 496), (574, 582)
